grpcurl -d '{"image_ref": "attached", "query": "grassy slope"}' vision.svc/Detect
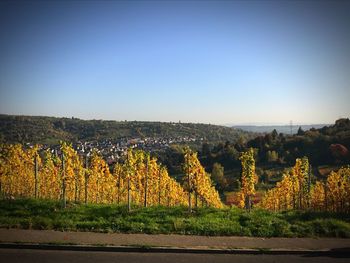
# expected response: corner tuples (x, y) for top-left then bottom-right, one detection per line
(0, 199), (349, 238)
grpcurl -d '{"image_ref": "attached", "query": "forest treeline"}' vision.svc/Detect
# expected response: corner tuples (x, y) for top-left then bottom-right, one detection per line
(161, 118), (350, 186)
(0, 114), (255, 145)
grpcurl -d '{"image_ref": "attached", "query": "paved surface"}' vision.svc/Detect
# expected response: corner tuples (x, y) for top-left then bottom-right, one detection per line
(0, 249), (349, 263)
(0, 228), (350, 251)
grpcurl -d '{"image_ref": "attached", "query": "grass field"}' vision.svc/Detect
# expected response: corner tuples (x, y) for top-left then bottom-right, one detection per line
(0, 199), (349, 238)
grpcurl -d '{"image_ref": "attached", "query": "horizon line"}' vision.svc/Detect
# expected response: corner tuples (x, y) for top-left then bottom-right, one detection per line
(0, 113), (340, 127)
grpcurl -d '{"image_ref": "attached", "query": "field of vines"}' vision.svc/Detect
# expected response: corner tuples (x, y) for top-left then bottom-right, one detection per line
(0, 143), (222, 210)
(0, 143), (349, 214)
(260, 158), (350, 213)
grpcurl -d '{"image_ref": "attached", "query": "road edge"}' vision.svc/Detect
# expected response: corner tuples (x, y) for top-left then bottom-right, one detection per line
(0, 242), (349, 256)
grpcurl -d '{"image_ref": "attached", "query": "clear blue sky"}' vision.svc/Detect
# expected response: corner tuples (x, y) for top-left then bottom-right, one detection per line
(0, 1), (349, 125)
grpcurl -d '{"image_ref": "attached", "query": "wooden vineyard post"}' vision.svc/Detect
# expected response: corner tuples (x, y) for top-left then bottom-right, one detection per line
(34, 154), (38, 199)
(61, 152), (66, 208)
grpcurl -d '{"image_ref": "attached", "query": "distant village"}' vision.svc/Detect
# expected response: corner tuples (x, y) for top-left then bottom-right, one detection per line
(32, 136), (202, 165)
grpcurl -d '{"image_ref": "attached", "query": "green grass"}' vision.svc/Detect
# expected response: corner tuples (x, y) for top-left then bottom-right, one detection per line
(0, 199), (349, 238)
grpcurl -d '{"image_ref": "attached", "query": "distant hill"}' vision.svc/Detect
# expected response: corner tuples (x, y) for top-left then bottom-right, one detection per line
(245, 118), (350, 166)
(194, 118), (350, 190)
(0, 114), (257, 145)
(232, 124), (330, 134)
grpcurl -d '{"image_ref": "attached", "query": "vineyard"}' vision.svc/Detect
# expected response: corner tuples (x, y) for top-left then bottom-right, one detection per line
(0, 143), (349, 214)
(0, 143), (223, 210)
(260, 158), (350, 213)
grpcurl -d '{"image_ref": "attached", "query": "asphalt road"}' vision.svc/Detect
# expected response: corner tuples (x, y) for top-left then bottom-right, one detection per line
(0, 249), (349, 263)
